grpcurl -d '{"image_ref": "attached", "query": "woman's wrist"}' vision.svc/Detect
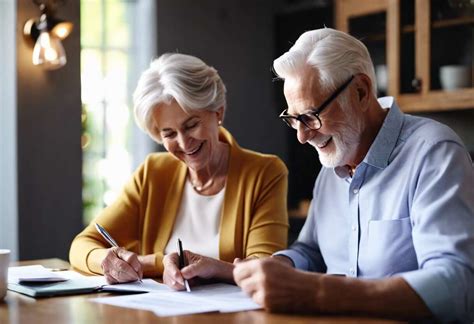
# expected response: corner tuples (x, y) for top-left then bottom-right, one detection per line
(87, 248), (109, 274)
(138, 254), (156, 276)
(211, 258), (235, 283)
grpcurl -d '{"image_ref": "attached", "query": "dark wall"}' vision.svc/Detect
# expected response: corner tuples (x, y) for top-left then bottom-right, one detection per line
(17, 1), (82, 260)
(275, 5), (333, 209)
(155, 0), (287, 160)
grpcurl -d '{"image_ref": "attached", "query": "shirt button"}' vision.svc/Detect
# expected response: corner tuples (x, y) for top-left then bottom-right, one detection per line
(353, 188), (359, 194)
(349, 268), (355, 276)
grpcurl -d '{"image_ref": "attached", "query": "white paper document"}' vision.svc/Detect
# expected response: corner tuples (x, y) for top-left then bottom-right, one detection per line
(101, 278), (171, 293)
(90, 283), (261, 316)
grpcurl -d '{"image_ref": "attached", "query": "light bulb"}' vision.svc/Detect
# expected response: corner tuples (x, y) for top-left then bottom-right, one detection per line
(32, 30), (66, 70)
(51, 21), (73, 40)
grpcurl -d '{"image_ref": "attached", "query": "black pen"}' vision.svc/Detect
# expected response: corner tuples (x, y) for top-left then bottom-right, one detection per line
(95, 223), (143, 283)
(177, 238), (191, 292)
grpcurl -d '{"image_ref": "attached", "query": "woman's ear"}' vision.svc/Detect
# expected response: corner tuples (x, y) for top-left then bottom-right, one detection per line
(216, 106), (225, 124)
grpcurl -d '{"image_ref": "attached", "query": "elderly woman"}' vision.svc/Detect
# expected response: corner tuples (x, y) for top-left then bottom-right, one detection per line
(69, 53), (288, 290)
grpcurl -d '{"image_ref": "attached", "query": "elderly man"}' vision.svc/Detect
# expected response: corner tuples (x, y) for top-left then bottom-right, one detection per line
(233, 28), (474, 322)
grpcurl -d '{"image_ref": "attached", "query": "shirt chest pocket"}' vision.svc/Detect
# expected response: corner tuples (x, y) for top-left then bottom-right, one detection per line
(358, 218), (418, 278)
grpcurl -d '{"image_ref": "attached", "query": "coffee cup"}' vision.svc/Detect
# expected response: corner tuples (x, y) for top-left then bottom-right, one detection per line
(0, 249), (10, 301)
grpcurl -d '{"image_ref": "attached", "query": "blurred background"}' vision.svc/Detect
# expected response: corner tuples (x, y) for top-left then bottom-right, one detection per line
(1, 0), (473, 261)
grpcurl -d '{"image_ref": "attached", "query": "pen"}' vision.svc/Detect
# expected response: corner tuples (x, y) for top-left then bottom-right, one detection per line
(177, 238), (191, 292)
(95, 223), (142, 283)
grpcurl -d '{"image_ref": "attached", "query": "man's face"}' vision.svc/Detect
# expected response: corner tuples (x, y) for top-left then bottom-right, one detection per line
(283, 71), (365, 168)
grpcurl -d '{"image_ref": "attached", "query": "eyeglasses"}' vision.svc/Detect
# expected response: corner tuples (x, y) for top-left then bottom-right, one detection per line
(279, 75), (354, 131)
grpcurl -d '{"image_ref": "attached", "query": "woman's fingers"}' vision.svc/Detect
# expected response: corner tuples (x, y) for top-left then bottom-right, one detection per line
(163, 253), (185, 290)
(115, 248), (143, 280)
(101, 247), (142, 283)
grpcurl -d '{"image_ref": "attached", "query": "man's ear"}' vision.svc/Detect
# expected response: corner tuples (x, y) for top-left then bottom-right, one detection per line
(355, 73), (372, 109)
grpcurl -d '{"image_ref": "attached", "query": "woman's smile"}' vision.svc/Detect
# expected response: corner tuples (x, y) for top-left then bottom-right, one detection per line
(183, 142), (204, 156)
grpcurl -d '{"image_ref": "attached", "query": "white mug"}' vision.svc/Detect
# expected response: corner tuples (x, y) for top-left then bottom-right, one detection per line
(0, 249), (10, 301)
(439, 65), (472, 90)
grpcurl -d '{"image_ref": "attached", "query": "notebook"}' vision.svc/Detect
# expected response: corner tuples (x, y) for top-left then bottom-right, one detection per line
(8, 265), (68, 284)
(7, 265), (168, 298)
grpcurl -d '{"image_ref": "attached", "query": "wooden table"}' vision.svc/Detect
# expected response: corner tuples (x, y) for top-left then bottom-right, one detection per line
(0, 259), (406, 324)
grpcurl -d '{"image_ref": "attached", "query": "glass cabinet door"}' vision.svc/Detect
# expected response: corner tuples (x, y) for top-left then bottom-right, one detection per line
(399, 0), (416, 94)
(337, 0), (474, 111)
(349, 12), (389, 97)
(430, 1), (473, 92)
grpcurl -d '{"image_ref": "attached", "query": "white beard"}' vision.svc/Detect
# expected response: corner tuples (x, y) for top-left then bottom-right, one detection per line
(310, 114), (365, 168)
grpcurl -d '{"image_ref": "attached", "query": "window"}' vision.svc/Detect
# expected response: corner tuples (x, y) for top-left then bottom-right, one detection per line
(81, 0), (156, 224)
(0, 0), (18, 259)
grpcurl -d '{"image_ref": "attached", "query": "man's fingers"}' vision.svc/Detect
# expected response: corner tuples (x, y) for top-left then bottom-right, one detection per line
(233, 259), (259, 284)
(237, 275), (260, 299)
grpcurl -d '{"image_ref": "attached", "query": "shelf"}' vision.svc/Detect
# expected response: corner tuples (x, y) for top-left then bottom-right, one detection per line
(431, 16), (474, 29)
(338, 0), (474, 114)
(398, 88), (474, 112)
(356, 16), (473, 42)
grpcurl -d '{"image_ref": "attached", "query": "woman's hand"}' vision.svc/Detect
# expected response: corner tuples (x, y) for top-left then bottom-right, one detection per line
(162, 251), (234, 290)
(101, 247), (143, 284)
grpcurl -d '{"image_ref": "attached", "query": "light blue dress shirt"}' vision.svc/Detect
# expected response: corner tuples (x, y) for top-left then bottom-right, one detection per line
(277, 97), (474, 322)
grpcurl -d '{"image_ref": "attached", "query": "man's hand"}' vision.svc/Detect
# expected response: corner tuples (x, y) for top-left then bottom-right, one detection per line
(233, 257), (320, 313)
(101, 247), (143, 284)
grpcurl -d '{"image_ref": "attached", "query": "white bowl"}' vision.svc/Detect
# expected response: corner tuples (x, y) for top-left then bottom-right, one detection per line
(375, 64), (388, 92)
(439, 65), (472, 90)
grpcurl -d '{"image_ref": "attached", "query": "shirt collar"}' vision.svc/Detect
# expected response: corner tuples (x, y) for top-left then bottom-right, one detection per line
(334, 97), (404, 178)
(364, 96), (404, 169)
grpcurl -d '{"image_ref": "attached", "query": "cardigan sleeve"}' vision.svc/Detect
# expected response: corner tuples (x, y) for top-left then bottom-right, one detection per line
(245, 156), (289, 258)
(69, 157), (165, 277)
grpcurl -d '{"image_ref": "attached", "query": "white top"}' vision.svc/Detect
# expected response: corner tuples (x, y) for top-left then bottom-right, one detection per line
(164, 179), (225, 259)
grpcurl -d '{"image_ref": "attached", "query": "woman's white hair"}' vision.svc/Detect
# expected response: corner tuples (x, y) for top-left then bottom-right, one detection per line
(273, 28), (377, 108)
(133, 53), (227, 142)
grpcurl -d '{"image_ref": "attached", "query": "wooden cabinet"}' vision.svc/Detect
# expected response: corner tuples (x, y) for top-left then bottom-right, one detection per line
(336, 0), (474, 112)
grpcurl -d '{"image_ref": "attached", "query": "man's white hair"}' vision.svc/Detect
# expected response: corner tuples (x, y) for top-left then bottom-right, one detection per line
(273, 28), (377, 107)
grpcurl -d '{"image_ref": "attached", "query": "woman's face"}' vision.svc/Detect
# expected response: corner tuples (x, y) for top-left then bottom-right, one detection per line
(151, 101), (223, 172)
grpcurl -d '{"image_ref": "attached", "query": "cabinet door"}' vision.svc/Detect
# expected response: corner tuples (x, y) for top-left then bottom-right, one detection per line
(398, 0), (474, 111)
(336, 0), (474, 112)
(427, 0), (473, 92)
(336, 0), (401, 97)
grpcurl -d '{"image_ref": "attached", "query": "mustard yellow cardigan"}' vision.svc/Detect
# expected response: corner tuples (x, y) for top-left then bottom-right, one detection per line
(69, 128), (288, 276)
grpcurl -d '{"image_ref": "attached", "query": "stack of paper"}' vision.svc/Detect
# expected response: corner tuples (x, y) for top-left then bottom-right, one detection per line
(91, 283), (262, 316)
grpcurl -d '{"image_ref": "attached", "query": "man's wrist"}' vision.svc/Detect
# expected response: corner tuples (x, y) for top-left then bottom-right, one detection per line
(272, 255), (295, 267)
